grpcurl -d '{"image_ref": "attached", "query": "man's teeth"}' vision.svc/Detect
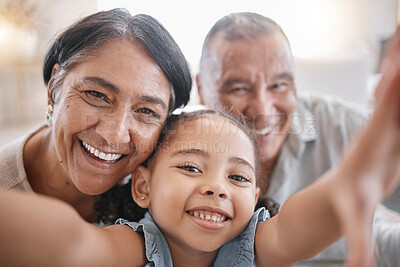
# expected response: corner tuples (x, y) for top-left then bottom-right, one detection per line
(82, 141), (122, 161)
(188, 210), (226, 223)
(254, 126), (271, 135)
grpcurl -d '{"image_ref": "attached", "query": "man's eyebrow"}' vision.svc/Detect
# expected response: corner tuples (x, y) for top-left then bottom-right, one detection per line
(139, 95), (168, 110)
(171, 148), (209, 158)
(219, 78), (251, 92)
(229, 157), (255, 174)
(222, 78), (251, 87)
(81, 76), (120, 93)
(273, 72), (294, 81)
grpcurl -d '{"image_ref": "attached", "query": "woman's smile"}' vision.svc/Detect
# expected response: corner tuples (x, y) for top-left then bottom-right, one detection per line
(81, 140), (125, 162)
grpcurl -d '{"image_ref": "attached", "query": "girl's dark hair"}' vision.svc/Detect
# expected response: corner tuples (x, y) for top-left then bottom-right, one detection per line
(94, 110), (279, 224)
(43, 8), (191, 112)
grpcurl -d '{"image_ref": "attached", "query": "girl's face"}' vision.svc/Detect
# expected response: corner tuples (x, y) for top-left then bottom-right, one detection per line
(143, 114), (259, 257)
(51, 39), (171, 195)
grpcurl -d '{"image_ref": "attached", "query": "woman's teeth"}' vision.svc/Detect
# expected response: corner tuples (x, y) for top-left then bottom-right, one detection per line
(254, 126), (271, 136)
(82, 141), (122, 161)
(188, 210), (226, 223)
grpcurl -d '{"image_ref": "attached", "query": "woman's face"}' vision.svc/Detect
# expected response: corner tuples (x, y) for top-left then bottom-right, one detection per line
(51, 39), (171, 195)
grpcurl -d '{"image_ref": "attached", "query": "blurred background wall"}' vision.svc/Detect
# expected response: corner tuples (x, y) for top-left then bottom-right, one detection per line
(0, 0), (398, 146)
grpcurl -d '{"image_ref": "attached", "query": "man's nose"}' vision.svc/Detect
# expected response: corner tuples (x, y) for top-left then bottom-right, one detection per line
(244, 88), (276, 122)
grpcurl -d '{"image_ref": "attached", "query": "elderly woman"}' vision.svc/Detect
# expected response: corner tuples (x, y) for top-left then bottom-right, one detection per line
(0, 8), (191, 223)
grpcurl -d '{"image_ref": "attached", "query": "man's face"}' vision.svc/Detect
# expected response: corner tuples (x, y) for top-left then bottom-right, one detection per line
(197, 34), (297, 163)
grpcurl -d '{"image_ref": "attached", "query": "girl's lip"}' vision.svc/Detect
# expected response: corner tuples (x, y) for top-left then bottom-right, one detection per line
(186, 206), (232, 220)
(186, 209), (231, 231)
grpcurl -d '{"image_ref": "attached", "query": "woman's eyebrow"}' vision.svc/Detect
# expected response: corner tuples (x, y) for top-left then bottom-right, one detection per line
(229, 157), (255, 174)
(139, 95), (167, 110)
(171, 148), (209, 158)
(81, 76), (120, 93)
(79, 77), (168, 109)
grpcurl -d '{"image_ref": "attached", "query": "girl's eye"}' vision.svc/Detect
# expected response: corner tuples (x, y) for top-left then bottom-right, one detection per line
(229, 174), (251, 183)
(134, 108), (160, 119)
(177, 164), (202, 173)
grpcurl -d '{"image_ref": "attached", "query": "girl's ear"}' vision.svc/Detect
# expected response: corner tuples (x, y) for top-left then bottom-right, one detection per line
(255, 187), (260, 207)
(47, 63), (60, 104)
(131, 166), (151, 208)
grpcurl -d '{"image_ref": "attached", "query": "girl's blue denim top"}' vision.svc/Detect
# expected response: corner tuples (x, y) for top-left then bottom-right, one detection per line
(116, 208), (269, 266)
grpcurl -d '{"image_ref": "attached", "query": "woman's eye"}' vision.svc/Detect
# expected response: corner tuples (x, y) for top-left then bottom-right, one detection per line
(135, 108), (159, 119)
(229, 174), (251, 183)
(177, 165), (201, 173)
(85, 91), (109, 102)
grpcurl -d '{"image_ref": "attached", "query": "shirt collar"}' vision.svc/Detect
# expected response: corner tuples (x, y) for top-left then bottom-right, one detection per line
(285, 99), (318, 157)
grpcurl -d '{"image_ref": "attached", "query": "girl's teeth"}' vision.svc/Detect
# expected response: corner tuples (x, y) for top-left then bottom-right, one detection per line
(189, 211), (226, 223)
(82, 141), (122, 162)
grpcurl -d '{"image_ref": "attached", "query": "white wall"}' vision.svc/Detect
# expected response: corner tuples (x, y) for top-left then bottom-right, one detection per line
(0, 0), (97, 145)
(0, 0), (398, 146)
(99, 0), (397, 106)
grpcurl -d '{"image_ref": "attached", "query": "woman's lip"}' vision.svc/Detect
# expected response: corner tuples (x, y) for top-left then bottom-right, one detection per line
(79, 140), (127, 168)
(80, 140), (130, 161)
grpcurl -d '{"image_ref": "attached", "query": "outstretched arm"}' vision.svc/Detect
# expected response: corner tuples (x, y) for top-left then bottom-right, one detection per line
(255, 28), (400, 267)
(0, 189), (147, 266)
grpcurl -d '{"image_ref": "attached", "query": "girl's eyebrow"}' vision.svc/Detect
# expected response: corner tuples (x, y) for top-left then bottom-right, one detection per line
(171, 148), (209, 158)
(229, 157), (255, 174)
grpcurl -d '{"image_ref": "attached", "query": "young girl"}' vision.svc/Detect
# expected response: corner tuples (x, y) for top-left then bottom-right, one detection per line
(0, 71), (399, 267)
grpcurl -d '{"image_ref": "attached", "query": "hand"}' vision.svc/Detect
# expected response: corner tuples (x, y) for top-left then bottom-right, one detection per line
(331, 27), (400, 267)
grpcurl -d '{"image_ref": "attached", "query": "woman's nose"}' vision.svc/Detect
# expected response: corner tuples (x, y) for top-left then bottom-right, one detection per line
(96, 110), (132, 146)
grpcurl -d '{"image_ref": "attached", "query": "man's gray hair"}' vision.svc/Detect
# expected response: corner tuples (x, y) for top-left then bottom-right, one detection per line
(199, 12), (289, 73)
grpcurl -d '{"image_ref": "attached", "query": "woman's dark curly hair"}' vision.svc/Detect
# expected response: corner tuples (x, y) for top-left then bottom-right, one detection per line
(94, 110), (279, 224)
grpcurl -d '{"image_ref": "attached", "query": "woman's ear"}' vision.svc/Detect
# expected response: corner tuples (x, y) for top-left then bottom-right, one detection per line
(131, 166), (151, 208)
(47, 63), (60, 104)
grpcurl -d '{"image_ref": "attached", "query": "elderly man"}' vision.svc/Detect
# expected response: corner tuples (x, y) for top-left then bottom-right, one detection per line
(196, 12), (400, 266)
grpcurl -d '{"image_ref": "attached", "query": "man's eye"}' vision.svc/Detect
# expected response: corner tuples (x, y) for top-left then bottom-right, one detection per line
(229, 87), (248, 94)
(177, 165), (201, 173)
(269, 83), (289, 93)
(229, 174), (251, 183)
(135, 108), (159, 119)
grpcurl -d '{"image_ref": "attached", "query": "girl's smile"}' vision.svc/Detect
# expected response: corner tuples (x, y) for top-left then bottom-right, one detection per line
(186, 207), (232, 231)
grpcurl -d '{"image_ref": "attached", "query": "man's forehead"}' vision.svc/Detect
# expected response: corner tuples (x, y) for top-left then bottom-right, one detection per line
(208, 34), (292, 64)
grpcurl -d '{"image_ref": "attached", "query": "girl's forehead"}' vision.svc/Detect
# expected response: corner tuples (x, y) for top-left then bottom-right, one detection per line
(172, 114), (242, 138)
(165, 114), (255, 156)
